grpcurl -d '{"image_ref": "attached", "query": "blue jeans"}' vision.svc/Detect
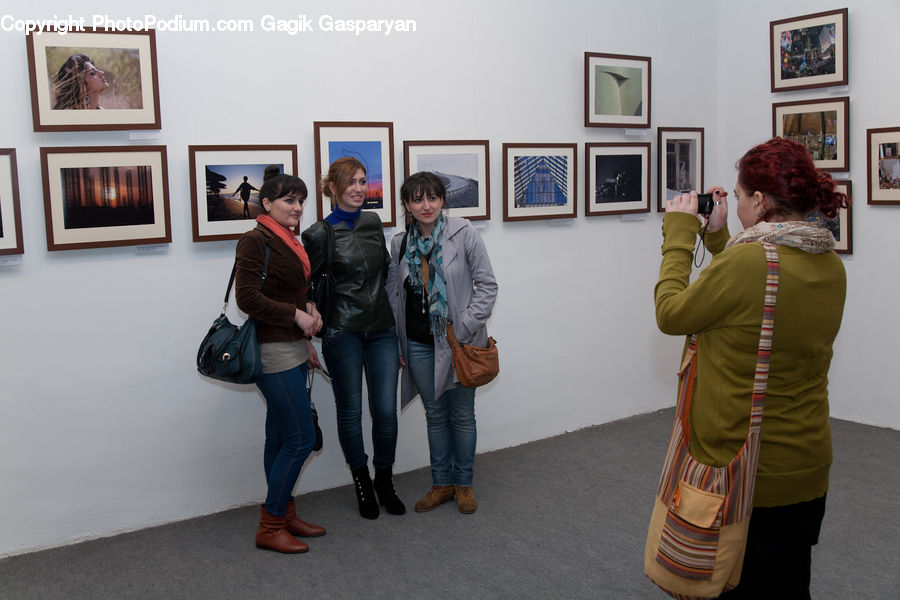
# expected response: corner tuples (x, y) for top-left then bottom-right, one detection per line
(255, 364), (315, 516)
(406, 340), (476, 486)
(322, 327), (399, 472)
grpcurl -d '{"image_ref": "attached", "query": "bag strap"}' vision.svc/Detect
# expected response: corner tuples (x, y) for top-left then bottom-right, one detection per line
(223, 243), (270, 313)
(322, 220), (335, 283)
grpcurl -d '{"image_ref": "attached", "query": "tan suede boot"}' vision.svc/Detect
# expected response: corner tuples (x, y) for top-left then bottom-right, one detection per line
(284, 500), (325, 538)
(255, 505), (309, 553)
(414, 485), (455, 512)
(454, 486), (478, 514)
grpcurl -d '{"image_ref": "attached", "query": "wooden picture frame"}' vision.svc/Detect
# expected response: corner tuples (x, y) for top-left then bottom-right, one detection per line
(770, 8), (848, 93)
(584, 52), (651, 128)
(585, 143), (650, 216)
(829, 180), (852, 254)
(867, 127), (900, 205)
(502, 143), (577, 222)
(40, 146), (171, 251)
(773, 97), (849, 171)
(657, 128), (704, 211)
(26, 28), (161, 132)
(0, 149), (24, 256)
(188, 145), (299, 242)
(403, 140), (490, 221)
(313, 121), (395, 227)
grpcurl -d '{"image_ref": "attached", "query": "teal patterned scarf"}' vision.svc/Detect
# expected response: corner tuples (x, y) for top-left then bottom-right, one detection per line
(405, 214), (448, 339)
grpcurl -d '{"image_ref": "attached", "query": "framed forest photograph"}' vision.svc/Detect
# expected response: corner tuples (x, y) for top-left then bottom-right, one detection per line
(404, 140), (490, 221)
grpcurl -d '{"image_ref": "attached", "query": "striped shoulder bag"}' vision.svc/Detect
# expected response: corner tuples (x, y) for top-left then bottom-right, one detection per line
(644, 242), (780, 599)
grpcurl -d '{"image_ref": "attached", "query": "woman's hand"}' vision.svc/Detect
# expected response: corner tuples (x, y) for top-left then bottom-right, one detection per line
(294, 308), (319, 337)
(305, 339), (321, 369)
(705, 186), (728, 233)
(305, 302), (323, 335)
(665, 191), (699, 216)
(398, 354), (406, 367)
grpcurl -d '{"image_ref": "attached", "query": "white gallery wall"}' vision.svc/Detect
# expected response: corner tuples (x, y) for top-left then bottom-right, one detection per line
(0, 0), (896, 556)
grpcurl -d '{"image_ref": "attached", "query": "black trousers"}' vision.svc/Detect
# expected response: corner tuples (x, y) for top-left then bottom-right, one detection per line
(717, 494), (827, 600)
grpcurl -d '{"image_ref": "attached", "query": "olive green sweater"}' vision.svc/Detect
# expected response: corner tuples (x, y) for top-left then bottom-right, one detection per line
(655, 213), (846, 507)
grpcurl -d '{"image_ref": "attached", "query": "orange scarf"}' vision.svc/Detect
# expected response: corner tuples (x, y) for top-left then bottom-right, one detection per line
(256, 215), (311, 280)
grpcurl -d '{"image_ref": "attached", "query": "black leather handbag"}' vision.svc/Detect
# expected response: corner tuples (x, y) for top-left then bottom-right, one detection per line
(197, 246), (270, 384)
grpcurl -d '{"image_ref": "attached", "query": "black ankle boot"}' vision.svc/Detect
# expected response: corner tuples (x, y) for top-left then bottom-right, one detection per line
(374, 468), (406, 515)
(351, 467), (379, 520)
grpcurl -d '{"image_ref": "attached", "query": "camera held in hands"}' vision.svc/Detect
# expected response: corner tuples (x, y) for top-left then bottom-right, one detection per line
(696, 193), (715, 216)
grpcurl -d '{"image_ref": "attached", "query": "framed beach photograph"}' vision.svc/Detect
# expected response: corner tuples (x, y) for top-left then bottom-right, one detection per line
(0, 149), (24, 256)
(584, 52), (651, 128)
(26, 28), (161, 132)
(313, 121), (395, 226)
(403, 140), (490, 221)
(657, 128), (704, 211)
(867, 127), (900, 205)
(40, 146), (170, 251)
(502, 143), (577, 222)
(770, 8), (848, 93)
(188, 145), (299, 242)
(773, 97), (849, 171)
(585, 143), (650, 216)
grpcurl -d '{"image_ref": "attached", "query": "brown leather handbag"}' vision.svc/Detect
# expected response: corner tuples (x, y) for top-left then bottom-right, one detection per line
(445, 320), (499, 388)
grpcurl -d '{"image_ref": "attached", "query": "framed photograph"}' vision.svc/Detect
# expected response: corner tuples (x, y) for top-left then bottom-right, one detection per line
(867, 127), (900, 205)
(807, 179), (851, 254)
(403, 140), (490, 221)
(584, 52), (651, 128)
(502, 143), (577, 222)
(40, 146), (171, 251)
(26, 28), (161, 132)
(773, 97), (849, 171)
(657, 128), (704, 211)
(0, 149), (24, 256)
(770, 8), (848, 93)
(313, 121), (395, 226)
(188, 145), (299, 242)
(585, 143), (650, 216)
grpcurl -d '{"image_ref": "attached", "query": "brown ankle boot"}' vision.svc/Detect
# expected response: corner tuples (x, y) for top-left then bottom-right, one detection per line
(255, 505), (309, 553)
(454, 486), (478, 514)
(284, 500), (326, 538)
(414, 485), (455, 512)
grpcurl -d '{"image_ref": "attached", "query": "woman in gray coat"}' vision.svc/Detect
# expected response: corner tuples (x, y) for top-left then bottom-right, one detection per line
(386, 172), (498, 514)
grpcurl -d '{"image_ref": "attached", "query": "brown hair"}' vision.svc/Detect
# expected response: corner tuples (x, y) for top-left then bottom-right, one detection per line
(320, 157), (366, 208)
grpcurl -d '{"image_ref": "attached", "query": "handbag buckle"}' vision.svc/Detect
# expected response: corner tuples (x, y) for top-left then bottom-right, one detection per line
(222, 353), (231, 361)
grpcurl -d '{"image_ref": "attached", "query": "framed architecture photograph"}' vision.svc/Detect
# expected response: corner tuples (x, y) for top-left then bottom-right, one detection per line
(188, 145), (299, 242)
(657, 128), (704, 211)
(773, 97), (849, 171)
(40, 146), (171, 251)
(584, 52), (651, 128)
(26, 28), (161, 132)
(313, 121), (395, 226)
(0, 149), (24, 256)
(867, 127), (900, 205)
(502, 143), (577, 222)
(770, 8), (848, 93)
(403, 140), (490, 221)
(585, 143), (650, 216)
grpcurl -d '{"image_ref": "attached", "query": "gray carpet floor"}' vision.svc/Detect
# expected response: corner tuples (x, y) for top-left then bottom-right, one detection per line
(1, 409), (897, 599)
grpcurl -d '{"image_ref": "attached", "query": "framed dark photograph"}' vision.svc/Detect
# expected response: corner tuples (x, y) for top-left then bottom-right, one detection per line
(502, 143), (577, 222)
(189, 145), (299, 242)
(584, 52), (651, 128)
(26, 28), (161, 132)
(404, 140), (490, 221)
(770, 8), (848, 93)
(773, 97), (849, 171)
(0, 149), (24, 256)
(657, 128), (704, 211)
(40, 146), (171, 251)
(867, 127), (900, 205)
(585, 143), (650, 216)
(313, 121), (395, 226)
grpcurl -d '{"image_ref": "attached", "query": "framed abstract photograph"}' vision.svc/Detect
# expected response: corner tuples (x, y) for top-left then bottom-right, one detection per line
(403, 140), (490, 221)
(657, 128), (704, 211)
(585, 143), (650, 216)
(867, 127), (900, 205)
(773, 97), (849, 171)
(502, 143), (577, 222)
(584, 52), (651, 128)
(0, 149), (24, 256)
(26, 28), (161, 132)
(188, 145), (299, 242)
(770, 8), (848, 93)
(40, 146), (171, 251)
(313, 121), (396, 226)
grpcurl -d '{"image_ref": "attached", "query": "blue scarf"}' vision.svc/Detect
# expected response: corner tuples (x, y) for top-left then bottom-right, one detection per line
(405, 214), (448, 339)
(325, 206), (362, 230)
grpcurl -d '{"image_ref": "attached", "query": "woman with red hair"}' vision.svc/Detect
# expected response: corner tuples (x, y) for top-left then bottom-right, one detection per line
(655, 138), (849, 598)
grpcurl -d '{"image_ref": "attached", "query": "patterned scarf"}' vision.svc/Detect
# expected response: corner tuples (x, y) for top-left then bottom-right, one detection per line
(405, 214), (448, 339)
(725, 220), (835, 255)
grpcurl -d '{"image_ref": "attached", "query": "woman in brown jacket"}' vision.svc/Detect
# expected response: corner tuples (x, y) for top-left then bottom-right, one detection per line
(235, 166), (324, 553)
